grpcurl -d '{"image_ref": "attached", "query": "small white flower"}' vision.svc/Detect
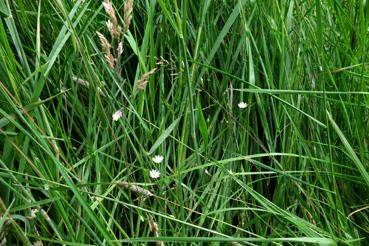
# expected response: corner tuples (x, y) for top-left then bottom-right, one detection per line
(44, 183), (49, 191)
(238, 102), (248, 109)
(112, 110), (122, 121)
(152, 155), (164, 163)
(149, 169), (161, 179)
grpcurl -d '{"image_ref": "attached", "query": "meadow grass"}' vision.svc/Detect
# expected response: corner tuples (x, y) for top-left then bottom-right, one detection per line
(0, 0), (369, 245)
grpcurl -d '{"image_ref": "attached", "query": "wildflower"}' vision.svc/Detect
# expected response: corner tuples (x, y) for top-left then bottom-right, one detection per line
(152, 155), (163, 163)
(237, 102), (248, 109)
(112, 110), (123, 121)
(149, 169), (161, 179)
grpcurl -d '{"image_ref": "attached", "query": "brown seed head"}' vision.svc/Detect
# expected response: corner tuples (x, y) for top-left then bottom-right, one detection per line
(137, 68), (157, 91)
(124, 0), (133, 31)
(96, 31), (111, 54)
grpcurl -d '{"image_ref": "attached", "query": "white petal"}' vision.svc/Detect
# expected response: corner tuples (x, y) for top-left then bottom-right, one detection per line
(238, 102), (248, 109)
(112, 110), (122, 121)
(149, 169), (161, 179)
(152, 155), (164, 163)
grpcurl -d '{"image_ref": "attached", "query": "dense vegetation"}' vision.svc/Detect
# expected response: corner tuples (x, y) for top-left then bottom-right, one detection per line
(1, 0), (369, 245)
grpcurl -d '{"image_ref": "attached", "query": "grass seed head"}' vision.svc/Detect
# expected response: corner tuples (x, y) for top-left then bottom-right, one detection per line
(117, 41), (124, 56)
(96, 31), (111, 53)
(103, 0), (121, 38)
(137, 68), (157, 91)
(118, 181), (153, 196)
(147, 215), (164, 246)
(104, 53), (115, 68)
(124, 0), (133, 31)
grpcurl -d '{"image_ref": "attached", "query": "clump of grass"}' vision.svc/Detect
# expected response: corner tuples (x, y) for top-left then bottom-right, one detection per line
(0, 0), (368, 245)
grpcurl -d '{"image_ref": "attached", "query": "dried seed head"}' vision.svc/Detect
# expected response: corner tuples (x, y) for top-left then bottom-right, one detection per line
(104, 53), (115, 68)
(147, 214), (159, 237)
(106, 20), (114, 36)
(147, 215), (164, 246)
(96, 31), (115, 68)
(124, 0), (133, 31)
(118, 181), (153, 196)
(73, 75), (106, 97)
(96, 31), (111, 54)
(103, 0), (121, 38)
(103, 0), (116, 21)
(117, 41), (124, 56)
(137, 68), (157, 91)
(113, 25), (122, 39)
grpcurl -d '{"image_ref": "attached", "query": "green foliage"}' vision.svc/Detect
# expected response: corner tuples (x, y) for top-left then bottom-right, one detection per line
(0, 0), (369, 245)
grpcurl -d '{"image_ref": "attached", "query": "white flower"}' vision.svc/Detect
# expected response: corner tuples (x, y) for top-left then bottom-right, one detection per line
(112, 110), (122, 121)
(238, 102), (248, 109)
(149, 169), (161, 179)
(152, 155), (164, 163)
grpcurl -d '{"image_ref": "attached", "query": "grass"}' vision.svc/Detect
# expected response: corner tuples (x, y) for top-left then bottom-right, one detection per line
(0, 0), (369, 245)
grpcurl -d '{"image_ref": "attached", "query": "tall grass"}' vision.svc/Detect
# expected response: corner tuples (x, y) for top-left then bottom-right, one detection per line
(0, 0), (369, 245)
